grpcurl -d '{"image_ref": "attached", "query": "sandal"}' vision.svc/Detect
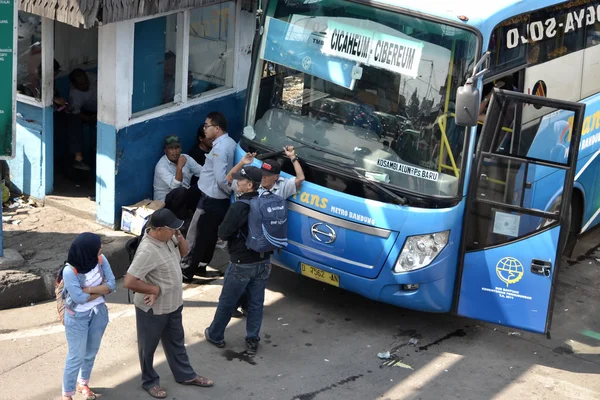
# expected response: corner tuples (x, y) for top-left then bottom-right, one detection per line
(181, 375), (214, 387)
(145, 385), (168, 399)
(76, 384), (97, 400)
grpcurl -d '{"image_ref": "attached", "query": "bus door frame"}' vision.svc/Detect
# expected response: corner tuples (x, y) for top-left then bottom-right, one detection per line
(453, 88), (586, 335)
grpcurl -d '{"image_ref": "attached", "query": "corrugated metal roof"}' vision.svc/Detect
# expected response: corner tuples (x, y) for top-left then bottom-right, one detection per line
(17, 0), (560, 30)
(19, 0), (236, 28)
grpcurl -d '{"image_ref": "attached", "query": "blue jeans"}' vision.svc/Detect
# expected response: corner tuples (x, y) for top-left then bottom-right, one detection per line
(207, 260), (271, 343)
(62, 303), (109, 396)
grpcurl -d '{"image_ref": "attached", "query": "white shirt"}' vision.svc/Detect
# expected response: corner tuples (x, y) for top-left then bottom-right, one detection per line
(73, 265), (105, 312)
(154, 154), (203, 202)
(233, 176), (297, 199)
(198, 133), (236, 199)
(68, 73), (98, 114)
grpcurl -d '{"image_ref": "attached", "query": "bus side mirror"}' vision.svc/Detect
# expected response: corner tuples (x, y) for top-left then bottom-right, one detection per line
(455, 84), (481, 127)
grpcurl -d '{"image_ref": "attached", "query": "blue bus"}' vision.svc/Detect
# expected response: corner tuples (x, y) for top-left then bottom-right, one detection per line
(236, 0), (594, 334)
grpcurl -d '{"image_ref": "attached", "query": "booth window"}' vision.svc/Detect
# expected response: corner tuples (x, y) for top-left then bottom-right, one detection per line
(187, 1), (236, 98)
(16, 12), (43, 101)
(132, 14), (178, 114)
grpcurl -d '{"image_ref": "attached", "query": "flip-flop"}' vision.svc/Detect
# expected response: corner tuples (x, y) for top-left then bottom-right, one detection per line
(181, 375), (214, 387)
(145, 385), (168, 399)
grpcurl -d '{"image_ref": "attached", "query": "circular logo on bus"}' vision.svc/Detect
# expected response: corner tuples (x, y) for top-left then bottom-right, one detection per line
(532, 80), (547, 109)
(496, 257), (524, 287)
(302, 56), (312, 70)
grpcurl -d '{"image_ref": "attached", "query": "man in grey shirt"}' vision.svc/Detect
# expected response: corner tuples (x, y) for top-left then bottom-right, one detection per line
(183, 112), (237, 281)
(227, 146), (304, 199)
(225, 146), (305, 317)
(124, 208), (214, 398)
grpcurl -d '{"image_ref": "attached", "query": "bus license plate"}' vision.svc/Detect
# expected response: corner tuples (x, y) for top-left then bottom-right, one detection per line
(300, 263), (339, 287)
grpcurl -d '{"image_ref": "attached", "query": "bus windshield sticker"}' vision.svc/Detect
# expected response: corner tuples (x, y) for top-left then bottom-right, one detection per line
(262, 17), (356, 89)
(322, 20), (423, 78)
(376, 159), (439, 181)
(369, 31), (423, 77)
(492, 211), (520, 237)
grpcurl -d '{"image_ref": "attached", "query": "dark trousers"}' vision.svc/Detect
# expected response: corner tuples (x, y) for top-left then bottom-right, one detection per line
(185, 196), (230, 277)
(237, 291), (249, 310)
(207, 260), (271, 342)
(67, 113), (96, 158)
(135, 306), (196, 390)
(165, 185), (202, 220)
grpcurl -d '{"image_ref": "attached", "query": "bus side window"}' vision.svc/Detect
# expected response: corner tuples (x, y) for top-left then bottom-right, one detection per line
(488, 3), (587, 76)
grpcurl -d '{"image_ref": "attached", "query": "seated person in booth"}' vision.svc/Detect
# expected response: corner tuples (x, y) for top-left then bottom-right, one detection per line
(68, 69), (98, 171)
(46, 60), (67, 110)
(163, 51), (194, 104)
(154, 135), (203, 220)
(163, 51), (177, 104)
(23, 59), (66, 108)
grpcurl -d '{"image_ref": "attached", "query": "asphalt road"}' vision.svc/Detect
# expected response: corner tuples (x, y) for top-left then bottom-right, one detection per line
(1, 234), (599, 400)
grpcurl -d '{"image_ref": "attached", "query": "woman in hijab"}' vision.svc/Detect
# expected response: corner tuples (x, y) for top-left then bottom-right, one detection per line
(61, 233), (116, 400)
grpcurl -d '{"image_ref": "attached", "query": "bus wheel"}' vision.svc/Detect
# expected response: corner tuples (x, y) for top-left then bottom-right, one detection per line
(563, 192), (583, 258)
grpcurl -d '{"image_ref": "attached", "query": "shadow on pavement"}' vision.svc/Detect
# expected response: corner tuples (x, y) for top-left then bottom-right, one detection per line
(12, 228), (600, 400)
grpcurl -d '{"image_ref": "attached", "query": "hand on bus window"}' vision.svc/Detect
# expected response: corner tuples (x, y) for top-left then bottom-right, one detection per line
(242, 152), (256, 165)
(283, 146), (296, 159)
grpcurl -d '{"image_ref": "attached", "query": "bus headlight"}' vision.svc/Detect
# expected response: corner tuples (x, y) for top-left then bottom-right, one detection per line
(394, 231), (450, 273)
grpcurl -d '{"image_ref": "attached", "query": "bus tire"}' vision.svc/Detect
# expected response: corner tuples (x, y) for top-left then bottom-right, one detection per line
(563, 191), (583, 258)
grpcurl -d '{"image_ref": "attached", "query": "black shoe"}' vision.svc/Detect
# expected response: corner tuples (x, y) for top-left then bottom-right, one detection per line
(204, 328), (225, 348)
(245, 338), (259, 356)
(231, 309), (244, 319)
(182, 275), (195, 284)
(73, 160), (91, 171)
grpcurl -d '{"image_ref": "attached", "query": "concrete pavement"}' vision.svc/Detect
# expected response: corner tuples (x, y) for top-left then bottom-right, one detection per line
(1, 226), (600, 399)
(0, 203), (229, 309)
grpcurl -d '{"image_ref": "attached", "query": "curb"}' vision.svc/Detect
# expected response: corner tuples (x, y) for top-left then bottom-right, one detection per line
(0, 238), (230, 310)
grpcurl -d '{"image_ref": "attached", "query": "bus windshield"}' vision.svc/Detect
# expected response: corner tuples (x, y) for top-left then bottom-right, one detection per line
(247, 0), (478, 199)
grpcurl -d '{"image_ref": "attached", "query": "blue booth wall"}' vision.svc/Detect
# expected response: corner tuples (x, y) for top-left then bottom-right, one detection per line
(112, 91), (246, 224)
(132, 17), (168, 114)
(9, 102), (53, 199)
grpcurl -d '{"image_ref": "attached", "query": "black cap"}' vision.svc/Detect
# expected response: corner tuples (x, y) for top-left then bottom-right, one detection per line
(261, 159), (281, 175)
(149, 208), (184, 230)
(232, 166), (263, 183)
(164, 135), (181, 148)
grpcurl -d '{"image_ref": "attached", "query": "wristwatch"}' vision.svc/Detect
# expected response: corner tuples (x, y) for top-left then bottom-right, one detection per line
(291, 156), (299, 163)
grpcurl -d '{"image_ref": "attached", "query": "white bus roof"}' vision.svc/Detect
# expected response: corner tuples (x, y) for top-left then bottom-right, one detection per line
(371, 0), (557, 34)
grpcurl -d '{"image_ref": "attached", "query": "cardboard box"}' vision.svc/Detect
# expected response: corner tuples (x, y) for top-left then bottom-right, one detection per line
(121, 199), (165, 236)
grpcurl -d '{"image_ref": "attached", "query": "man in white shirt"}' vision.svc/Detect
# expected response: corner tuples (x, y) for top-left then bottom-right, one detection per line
(183, 112), (237, 281)
(154, 135), (203, 220)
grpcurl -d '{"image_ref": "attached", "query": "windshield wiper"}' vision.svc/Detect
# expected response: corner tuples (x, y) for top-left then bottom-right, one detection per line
(249, 136), (406, 205)
(326, 160), (407, 206)
(285, 136), (355, 161)
(257, 144), (310, 160)
(352, 168), (407, 206)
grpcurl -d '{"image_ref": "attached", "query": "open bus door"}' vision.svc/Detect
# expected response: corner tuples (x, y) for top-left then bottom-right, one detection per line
(454, 89), (585, 335)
